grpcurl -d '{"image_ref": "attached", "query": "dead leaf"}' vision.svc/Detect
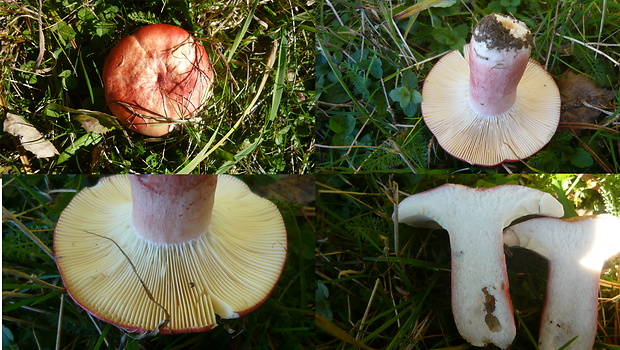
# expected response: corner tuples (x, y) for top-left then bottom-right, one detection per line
(75, 114), (110, 134)
(557, 70), (615, 124)
(46, 103), (120, 133)
(3, 112), (59, 158)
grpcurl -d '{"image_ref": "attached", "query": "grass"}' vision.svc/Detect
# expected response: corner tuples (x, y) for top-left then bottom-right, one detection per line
(316, 0), (620, 173)
(2, 174), (316, 349)
(1, 0), (314, 174)
(315, 173), (620, 349)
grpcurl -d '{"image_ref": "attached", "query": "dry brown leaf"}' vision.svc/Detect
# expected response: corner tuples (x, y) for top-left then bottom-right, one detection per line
(75, 114), (111, 134)
(557, 70), (615, 124)
(3, 112), (59, 158)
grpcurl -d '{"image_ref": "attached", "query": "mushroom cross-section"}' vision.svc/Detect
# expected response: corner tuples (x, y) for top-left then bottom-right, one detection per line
(54, 175), (287, 334)
(102, 24), (214, 137)
(504, 214), (620, 350)
(421, 13), (560, 166)
(395, 184), (564, 349)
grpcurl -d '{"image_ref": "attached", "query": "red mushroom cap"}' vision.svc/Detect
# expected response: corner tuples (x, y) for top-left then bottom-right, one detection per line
(102, 24), (214, 137)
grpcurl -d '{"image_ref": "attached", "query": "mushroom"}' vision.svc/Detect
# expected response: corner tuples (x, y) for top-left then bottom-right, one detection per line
(54, 175), (287, 334)
(396, 184), (564, 348)
(504, 214), (620, 350)
(421, 13), (560, 166)
(102, 24), (214, 137)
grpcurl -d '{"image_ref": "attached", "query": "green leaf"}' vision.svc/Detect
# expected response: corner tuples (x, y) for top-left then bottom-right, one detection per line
(329, 115), (356, 134)
(368, 58), (383, 79)
(358, 57), (383, 79)
(59, 70), (77, 90)
(410, 89), (423, 104)
(403, 93), (422, 117)
(390, 86), (422, 110)
(487, 1), (503, 12)
(570, 147), (593, 168)
(316, 54), (331, 77)
(401, 70), (418, 89)
(389, 86), (406, 105)
(52, 21), (76, 44)
(315, 284), (333, 321)
(56, 133), (103, 165)
(333, 132), (355, 146)
(43, 103), (63, 118)
(350, 49), (368, 63)
(434, 0), (457, 7)
(431, 25), (468, 50)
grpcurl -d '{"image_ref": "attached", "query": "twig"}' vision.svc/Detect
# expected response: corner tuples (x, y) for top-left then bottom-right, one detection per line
(56, 294), (63, 350)
(86, 313), (109, 347)
(356, 278), (381, 340)
(83, 231), (171, 329)
(392, 181), (400, 257)
(388, 138), (418, 174)
(2, 268), (65, 291)
(82, 231), (171, 337)
(557, 33), (620, 66)
(324, 0), (344, 26)
(595, 0), (606, 59)
(34, 0), (44, 70)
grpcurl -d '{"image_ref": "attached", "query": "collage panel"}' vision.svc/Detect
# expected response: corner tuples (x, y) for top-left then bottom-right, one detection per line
(316, 173), (620, 349)
(316, 0), (618, 173)
(2, 174), (316, 348)
(2, 1), (314, 174)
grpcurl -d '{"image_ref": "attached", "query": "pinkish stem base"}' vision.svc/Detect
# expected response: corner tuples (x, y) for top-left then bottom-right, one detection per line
(129, 175), (217, 244)
(468, 14), (532, 116)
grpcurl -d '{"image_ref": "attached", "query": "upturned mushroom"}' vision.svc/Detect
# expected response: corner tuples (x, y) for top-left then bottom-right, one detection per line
(54, 175), (287, 334)
(421, 13), (560, 166)
(396, 184), (564, 348)
(102, 24), (214, 137)
(504, 214), (620, 350)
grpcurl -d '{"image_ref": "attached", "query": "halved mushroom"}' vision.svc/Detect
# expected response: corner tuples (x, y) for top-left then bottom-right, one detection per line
(504, 214), (620, 350)
(54, 175), (287, 334)
(396, 183), (564, 348)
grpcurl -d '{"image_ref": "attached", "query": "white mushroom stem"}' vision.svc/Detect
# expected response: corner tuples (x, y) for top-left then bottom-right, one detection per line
(468, 14), (533, 116)
(396, 184), (563, 349)
(504, 215), (620, 350)
(129, 175), (217, 244)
